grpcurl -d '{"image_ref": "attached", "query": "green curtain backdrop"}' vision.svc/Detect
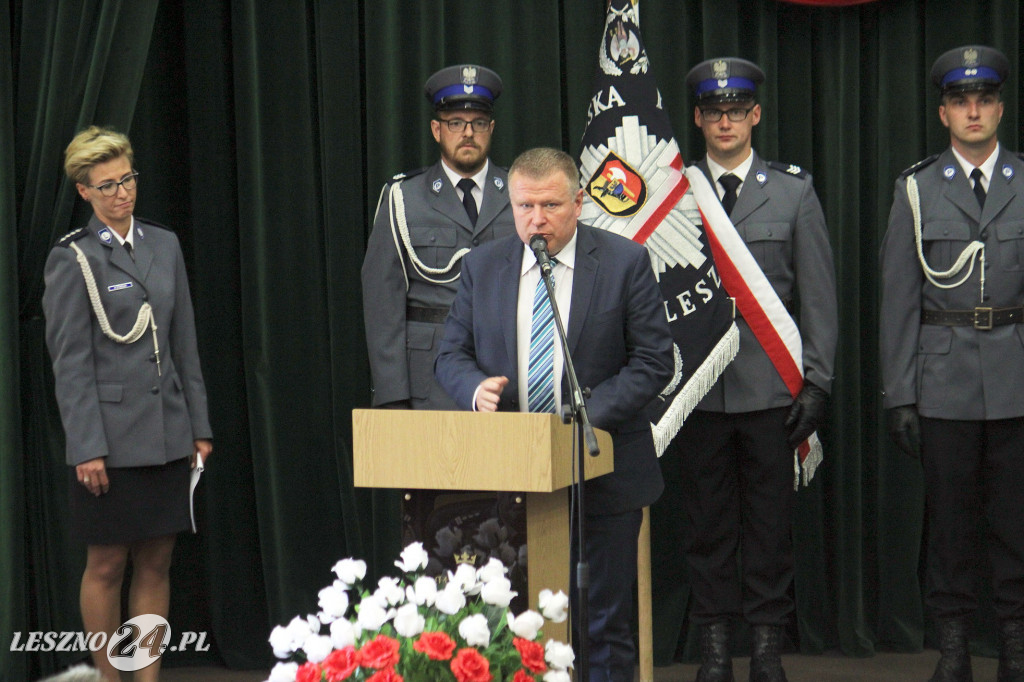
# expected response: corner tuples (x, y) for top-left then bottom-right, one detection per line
(3, 0), (1022, 677)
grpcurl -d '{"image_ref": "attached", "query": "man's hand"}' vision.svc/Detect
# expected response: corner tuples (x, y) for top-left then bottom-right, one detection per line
(785, 383), (829, 449)
(475, 376), (509, 412)
(887, 405), (921, 458)
(76, 457), (109, 497)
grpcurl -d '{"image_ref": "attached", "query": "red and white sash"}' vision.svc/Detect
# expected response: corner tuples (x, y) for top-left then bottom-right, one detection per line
(684, 167), (822, 486)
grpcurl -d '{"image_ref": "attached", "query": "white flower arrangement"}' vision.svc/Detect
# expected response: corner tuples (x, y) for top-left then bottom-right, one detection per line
(266, 542), (572, 682)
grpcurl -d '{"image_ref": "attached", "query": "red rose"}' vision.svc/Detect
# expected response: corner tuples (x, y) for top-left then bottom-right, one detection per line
(513, 637), (547, 674)
(322, 646), (359, 681)
(450, 647), (492, 682)
(295, 661), (322, 682)
(513, 670), (536, 682)
(414, 631), (456, 660)
(358, 635), (401, 670)
(366, 668), (403, 682)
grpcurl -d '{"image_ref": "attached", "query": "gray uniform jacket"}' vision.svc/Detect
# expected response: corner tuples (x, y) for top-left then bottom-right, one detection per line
(880, 146), (1024, 420)
(695, 152), (838, 413)
(43, 216), (212, 467)
(361, 159), (515, 409)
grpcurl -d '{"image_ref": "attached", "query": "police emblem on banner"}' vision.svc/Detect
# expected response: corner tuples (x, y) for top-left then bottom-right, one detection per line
(580, 0), (738, 453)
(599, 3), (649, 77)
(586, 152), (647, 217)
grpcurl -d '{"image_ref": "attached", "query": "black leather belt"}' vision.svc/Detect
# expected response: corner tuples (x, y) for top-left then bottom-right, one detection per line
(406, 305), (449, 324)
(921, 306), (1024, 330)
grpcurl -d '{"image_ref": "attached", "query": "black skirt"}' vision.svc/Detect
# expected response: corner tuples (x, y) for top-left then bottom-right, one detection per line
(69, 457), (191, 545)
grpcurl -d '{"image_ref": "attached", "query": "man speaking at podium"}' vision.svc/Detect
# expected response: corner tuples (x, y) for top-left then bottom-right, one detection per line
(435, 147), (673, 682)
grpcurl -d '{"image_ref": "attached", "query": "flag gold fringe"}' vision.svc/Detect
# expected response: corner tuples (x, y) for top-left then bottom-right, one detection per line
(651, 321), (739, 456)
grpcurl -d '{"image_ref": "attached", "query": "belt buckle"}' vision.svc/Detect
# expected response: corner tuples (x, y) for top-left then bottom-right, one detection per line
(974, 307), (993, 330)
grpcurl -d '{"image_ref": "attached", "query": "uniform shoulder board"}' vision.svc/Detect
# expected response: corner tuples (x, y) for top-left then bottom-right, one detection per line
(135, 216), (172, 232)
(767, 161), (807, 179)
(55, 227), (88, 248)
(387, 166), (429, 185)
(899, 154), (939, 178)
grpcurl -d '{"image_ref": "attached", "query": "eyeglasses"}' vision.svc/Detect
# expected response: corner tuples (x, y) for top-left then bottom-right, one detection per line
(699, 106), (756, 123)
(438, 118), (492, 133)
(88, 172), (139, 196)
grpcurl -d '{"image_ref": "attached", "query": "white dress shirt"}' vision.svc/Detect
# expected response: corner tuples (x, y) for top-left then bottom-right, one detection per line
(516, 230), (577, 414)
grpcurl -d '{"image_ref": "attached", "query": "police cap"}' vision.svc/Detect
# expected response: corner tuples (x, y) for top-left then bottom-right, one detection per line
(931, 45), (1009, 95)
(424, 65), (503, 113)
(686, 58), (765, 104)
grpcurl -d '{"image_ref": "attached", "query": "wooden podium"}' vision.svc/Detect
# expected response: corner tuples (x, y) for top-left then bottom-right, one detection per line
(352, 408), (614, 643)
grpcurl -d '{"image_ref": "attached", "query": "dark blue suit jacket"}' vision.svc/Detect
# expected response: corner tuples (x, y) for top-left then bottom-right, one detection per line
(435, 223), (674, 514)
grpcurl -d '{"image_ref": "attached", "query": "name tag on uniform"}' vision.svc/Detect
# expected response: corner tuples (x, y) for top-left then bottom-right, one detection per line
(107, 282), (133, 292)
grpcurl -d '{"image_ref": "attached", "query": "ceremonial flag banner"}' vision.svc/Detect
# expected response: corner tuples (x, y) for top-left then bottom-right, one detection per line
(578, 0), (738, 454)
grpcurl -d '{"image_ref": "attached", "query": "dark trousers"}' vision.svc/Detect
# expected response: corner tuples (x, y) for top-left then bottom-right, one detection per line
(571, 508), (644, 682)
(920, 416), (1024, 621)
(679, 407), (796, 625)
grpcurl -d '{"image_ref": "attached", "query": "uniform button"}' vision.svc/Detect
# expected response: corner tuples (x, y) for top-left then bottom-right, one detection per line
(980, 229), (988, 239)
(142, 295), (149, 301)
(767, 230), (773, 237)
(943, 229), (950, 235)
(149, 354), (156, 362)
(472, 238), (479, 246)
(150, 386), (160, 394)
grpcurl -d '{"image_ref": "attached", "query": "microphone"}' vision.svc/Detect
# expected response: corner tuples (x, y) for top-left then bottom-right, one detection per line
(529, 234), (553, 275)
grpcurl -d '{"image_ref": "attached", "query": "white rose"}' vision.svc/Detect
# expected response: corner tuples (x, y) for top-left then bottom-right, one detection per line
(476, 557), (507, 583)
(480, 576), (517, 608)
(395, 542), (430, 572)
(545, 639), (575, 670)
(330, 617), (358, 649)
(301, 634), (334, 663)
(393, 602), (426, 638)
(449, 563), (480, 594)
(375, 576), (406, 606)
(458, 613), (491, 648)
(543, 670), (572, 682)
(267, 661), (299, 682)
(538, 589), (569, 623)
(284, 615), (318, 649)
(317, 584), (350, 621)
(331, 558), (367, 585)
(434, 583), (467, 615)
(507, 609), (544, 640)
(357, 597), (391, 631)
(407, 576), (438, 606)
(268, 625), (294, 658)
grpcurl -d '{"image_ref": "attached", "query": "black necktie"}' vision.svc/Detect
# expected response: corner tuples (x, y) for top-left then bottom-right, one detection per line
(719, 173), (742, 216)
(970, 167), (986, 209)
(124, 241), (135, 261)
(456, 178), (478, 226)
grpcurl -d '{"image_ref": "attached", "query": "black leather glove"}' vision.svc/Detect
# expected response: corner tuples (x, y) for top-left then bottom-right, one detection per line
(784, 383), (829, 449)
(887, 405), (920, 458)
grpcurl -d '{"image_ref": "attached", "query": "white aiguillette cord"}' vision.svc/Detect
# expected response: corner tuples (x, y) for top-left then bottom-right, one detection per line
(68, 241), (161, 374)
(907, 174), (986, 300)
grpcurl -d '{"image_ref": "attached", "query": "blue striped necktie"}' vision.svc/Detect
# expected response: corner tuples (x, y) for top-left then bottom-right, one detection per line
(528, 263), (557, 413)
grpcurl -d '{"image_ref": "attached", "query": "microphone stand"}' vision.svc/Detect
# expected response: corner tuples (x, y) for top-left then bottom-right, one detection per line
(531, 235), (599, 682)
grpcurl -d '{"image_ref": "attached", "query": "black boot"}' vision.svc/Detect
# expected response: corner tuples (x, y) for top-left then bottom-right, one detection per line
(749, 625), (788, 682)
(928, 617), (972, 682)
(695, 621), (734, 682)
(999, 620), (1024, 682)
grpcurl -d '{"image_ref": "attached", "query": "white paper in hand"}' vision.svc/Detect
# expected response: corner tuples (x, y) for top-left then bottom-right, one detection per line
(190, 452), (205, 533)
